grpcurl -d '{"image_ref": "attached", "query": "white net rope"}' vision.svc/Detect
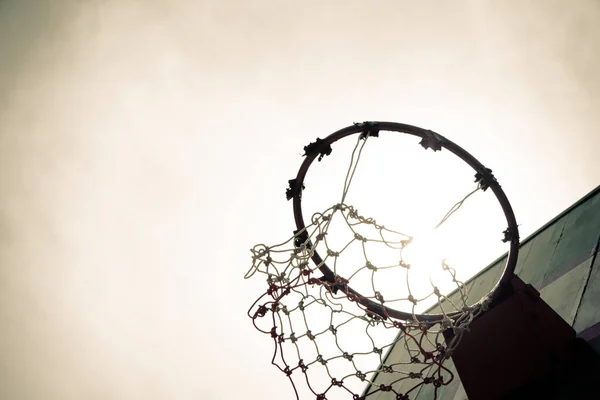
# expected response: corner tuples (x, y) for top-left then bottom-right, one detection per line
(246, 135), (491, 400)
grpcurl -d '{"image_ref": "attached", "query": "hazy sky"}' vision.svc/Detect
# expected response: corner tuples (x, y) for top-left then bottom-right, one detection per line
(1, 1), (599, 399)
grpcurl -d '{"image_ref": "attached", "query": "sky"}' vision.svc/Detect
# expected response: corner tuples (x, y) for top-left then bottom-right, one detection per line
(1, 1), (599, 399)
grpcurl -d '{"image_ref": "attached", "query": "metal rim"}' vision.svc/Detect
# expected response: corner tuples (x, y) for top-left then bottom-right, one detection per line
(291, 122), (519, 322)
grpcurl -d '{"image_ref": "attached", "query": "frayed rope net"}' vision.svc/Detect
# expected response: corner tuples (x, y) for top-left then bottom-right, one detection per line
(246, 135), (491, 399)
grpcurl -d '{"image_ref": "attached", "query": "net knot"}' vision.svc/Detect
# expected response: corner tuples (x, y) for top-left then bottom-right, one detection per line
(356, 371), (366, 381)
(399, 260), (410, 269)
(308, 277), (322, 285)
(354, 232), (367, 242)
(299, 360), (308, 373)
(254, 305), (268, 319)
(334, 275), (348, 286)
(375, 291), (385, 303)
(366, 262), (378, 271)
(267, 284), (278, 296)
(408, 295), (417, 304)
(379, 384), (392, 392)
(441, 318), (452, 330)
(392, 320), (405, 329)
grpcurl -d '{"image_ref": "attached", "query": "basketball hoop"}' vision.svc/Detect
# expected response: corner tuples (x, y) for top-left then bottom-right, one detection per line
(246, 122), (520, 399)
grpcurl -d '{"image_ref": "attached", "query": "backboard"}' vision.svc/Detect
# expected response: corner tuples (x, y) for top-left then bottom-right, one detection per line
(365, 184), (600, 399)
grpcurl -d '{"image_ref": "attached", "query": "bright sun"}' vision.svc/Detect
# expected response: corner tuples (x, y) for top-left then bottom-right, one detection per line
(399, 226), (464, 310)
